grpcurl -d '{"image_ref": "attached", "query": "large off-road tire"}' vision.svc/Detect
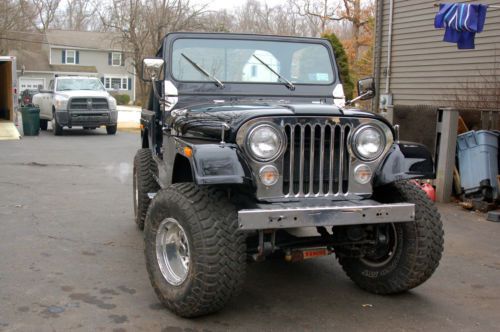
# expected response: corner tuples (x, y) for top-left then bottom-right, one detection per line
(336, 181), (444, 294)
(106, 125), (117, 135)
(52, 111), (63, 136)
(40, 119), (48, 131)
(133, 148), (159, 230)
(144, 183), (246, 317)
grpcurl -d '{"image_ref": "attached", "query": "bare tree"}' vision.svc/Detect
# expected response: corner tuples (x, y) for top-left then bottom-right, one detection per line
(450, 72), (500, 112)
(147, 0), (206, 47)
(231, 0), (314, 36)
(266, 2), (316, 36)
(291, 0), (342, 36)
(60, 0), (101, 31)
(0, 0), (34, 53)
(339, 0), (374, 61)
(0, 1), (28, 33)
(200, 9), (235, 33)
(21, 0), (62, 32)
(101, 0), (207, 103)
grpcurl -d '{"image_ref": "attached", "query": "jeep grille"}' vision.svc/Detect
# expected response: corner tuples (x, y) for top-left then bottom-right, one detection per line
(282, 123), (351, 197)
(69, 98), (108, 110)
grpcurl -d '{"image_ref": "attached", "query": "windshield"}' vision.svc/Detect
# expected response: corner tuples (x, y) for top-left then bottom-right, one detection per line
(171, 38), (335, 85)
(56, 78), (105, 91)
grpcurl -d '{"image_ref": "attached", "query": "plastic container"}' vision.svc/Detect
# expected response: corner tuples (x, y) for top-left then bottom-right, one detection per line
(457, 130), (499, 200)
(20, 106), (40, 136)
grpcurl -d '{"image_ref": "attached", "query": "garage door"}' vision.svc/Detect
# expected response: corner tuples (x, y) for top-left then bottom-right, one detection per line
(19, 78), (44, 92)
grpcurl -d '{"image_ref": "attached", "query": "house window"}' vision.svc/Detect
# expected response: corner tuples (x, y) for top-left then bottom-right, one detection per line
(112, 52), (122, 66)
(66, 50), (76, 64)
(104, 76), (128, 90)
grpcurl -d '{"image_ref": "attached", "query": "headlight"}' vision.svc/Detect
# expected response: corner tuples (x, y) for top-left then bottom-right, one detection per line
(54, 97), (68, 110)
(108, 97), (117, 109)
(247, 124), (283, 161)
(352, 125), (386, 161)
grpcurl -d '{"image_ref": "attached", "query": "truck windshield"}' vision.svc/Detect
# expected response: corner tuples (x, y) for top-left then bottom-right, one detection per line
(56, 78), (105, 91)
(171, 38), (335, 85)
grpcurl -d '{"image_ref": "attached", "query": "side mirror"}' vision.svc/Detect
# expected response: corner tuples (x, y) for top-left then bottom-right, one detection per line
(357, 77), (375, 100)
(142, 57), (165, 82)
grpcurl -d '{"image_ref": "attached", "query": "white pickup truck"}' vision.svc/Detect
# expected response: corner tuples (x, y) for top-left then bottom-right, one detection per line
(33, 76), (118, 135)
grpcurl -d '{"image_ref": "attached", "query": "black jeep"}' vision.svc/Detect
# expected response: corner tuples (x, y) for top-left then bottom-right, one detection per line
(133, 32), (444, 318)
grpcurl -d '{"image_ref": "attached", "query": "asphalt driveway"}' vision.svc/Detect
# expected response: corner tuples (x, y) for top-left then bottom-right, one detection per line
(0, 129), (499, 331)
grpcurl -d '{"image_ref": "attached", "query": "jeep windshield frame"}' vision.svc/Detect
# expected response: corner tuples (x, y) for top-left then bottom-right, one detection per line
(170, 36), (335, 87)
(161, 33), (341, 104)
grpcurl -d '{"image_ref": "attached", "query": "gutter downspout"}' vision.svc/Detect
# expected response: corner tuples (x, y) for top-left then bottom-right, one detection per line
(372, 0), (384, 112)
(385, 0), (394, 94)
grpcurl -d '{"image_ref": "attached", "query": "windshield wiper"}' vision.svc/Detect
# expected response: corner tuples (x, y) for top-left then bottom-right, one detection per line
(252, 54), (295, 91)
(181, 53), (224, 88)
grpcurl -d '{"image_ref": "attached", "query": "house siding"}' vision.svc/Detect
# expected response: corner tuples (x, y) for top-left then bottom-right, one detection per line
(375, 0), (500, 109)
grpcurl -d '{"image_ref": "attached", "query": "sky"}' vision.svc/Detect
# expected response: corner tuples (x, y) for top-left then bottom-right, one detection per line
(202, 0), (287, 11)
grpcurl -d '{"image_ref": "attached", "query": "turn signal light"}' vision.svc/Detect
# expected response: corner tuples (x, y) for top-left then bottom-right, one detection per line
(259, 165), (279, 186)
(354, 164), (372, 184)
(183, 147), (193, 158)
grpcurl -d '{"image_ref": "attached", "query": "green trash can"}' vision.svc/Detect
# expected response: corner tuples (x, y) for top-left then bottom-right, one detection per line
(21, 106), (40, 136)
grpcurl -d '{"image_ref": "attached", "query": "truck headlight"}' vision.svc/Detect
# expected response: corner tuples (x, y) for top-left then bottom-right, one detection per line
(247, 124), (284, 161)
(54, 97), (68, 110)
(352, 125), (386, 161)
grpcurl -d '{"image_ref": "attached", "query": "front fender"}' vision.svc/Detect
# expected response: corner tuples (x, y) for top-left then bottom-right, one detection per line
(374, 142), (435, 187)
(176, 139), (253, 185)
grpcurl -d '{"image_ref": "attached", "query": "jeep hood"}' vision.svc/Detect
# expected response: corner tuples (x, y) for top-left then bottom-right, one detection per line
(171, 102), (389, 141)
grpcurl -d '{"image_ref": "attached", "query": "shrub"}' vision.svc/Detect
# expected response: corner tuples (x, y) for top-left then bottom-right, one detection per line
(114, 94), (131, 105)
(321, 33), (355, 100)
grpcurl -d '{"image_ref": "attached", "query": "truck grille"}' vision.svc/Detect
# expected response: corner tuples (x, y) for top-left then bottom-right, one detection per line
(69, 98), (108, 110)
(282, 123), (351, 197)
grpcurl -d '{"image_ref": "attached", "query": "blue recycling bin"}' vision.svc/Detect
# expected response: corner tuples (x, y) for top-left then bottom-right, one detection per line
(457, 130), (499, 200)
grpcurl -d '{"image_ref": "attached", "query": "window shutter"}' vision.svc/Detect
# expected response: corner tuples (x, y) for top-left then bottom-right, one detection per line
(128, 78), (132, 90)
(100, 77), (104, 84)
(62, 50), (66, 64)
(108, 53), (112, 65)
(121, 53), (125, 66)
(76, 51), (80, 64)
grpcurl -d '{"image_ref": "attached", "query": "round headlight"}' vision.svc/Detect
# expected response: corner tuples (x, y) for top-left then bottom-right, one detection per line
(247, 124), (283, 161)
(352, 125), (386, 161)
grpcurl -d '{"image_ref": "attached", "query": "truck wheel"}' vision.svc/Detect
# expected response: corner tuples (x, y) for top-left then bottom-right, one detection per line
(106, 125), (117, 135)
(133, 149), (159, 230)
(40, 119), (48, 131)
(144, 183), (246, 317)
(336, 181), (444, 294)
(52, 112), (63, 136)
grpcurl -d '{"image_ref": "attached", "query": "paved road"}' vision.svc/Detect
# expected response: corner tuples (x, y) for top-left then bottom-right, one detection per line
(1, 129), (499, 332)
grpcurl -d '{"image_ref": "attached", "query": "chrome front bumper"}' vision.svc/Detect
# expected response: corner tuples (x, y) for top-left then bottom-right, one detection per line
(238, 200), (415, 230)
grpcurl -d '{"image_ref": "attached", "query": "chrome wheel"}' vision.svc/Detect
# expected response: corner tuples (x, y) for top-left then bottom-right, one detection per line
(156, 218), (190, 286)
